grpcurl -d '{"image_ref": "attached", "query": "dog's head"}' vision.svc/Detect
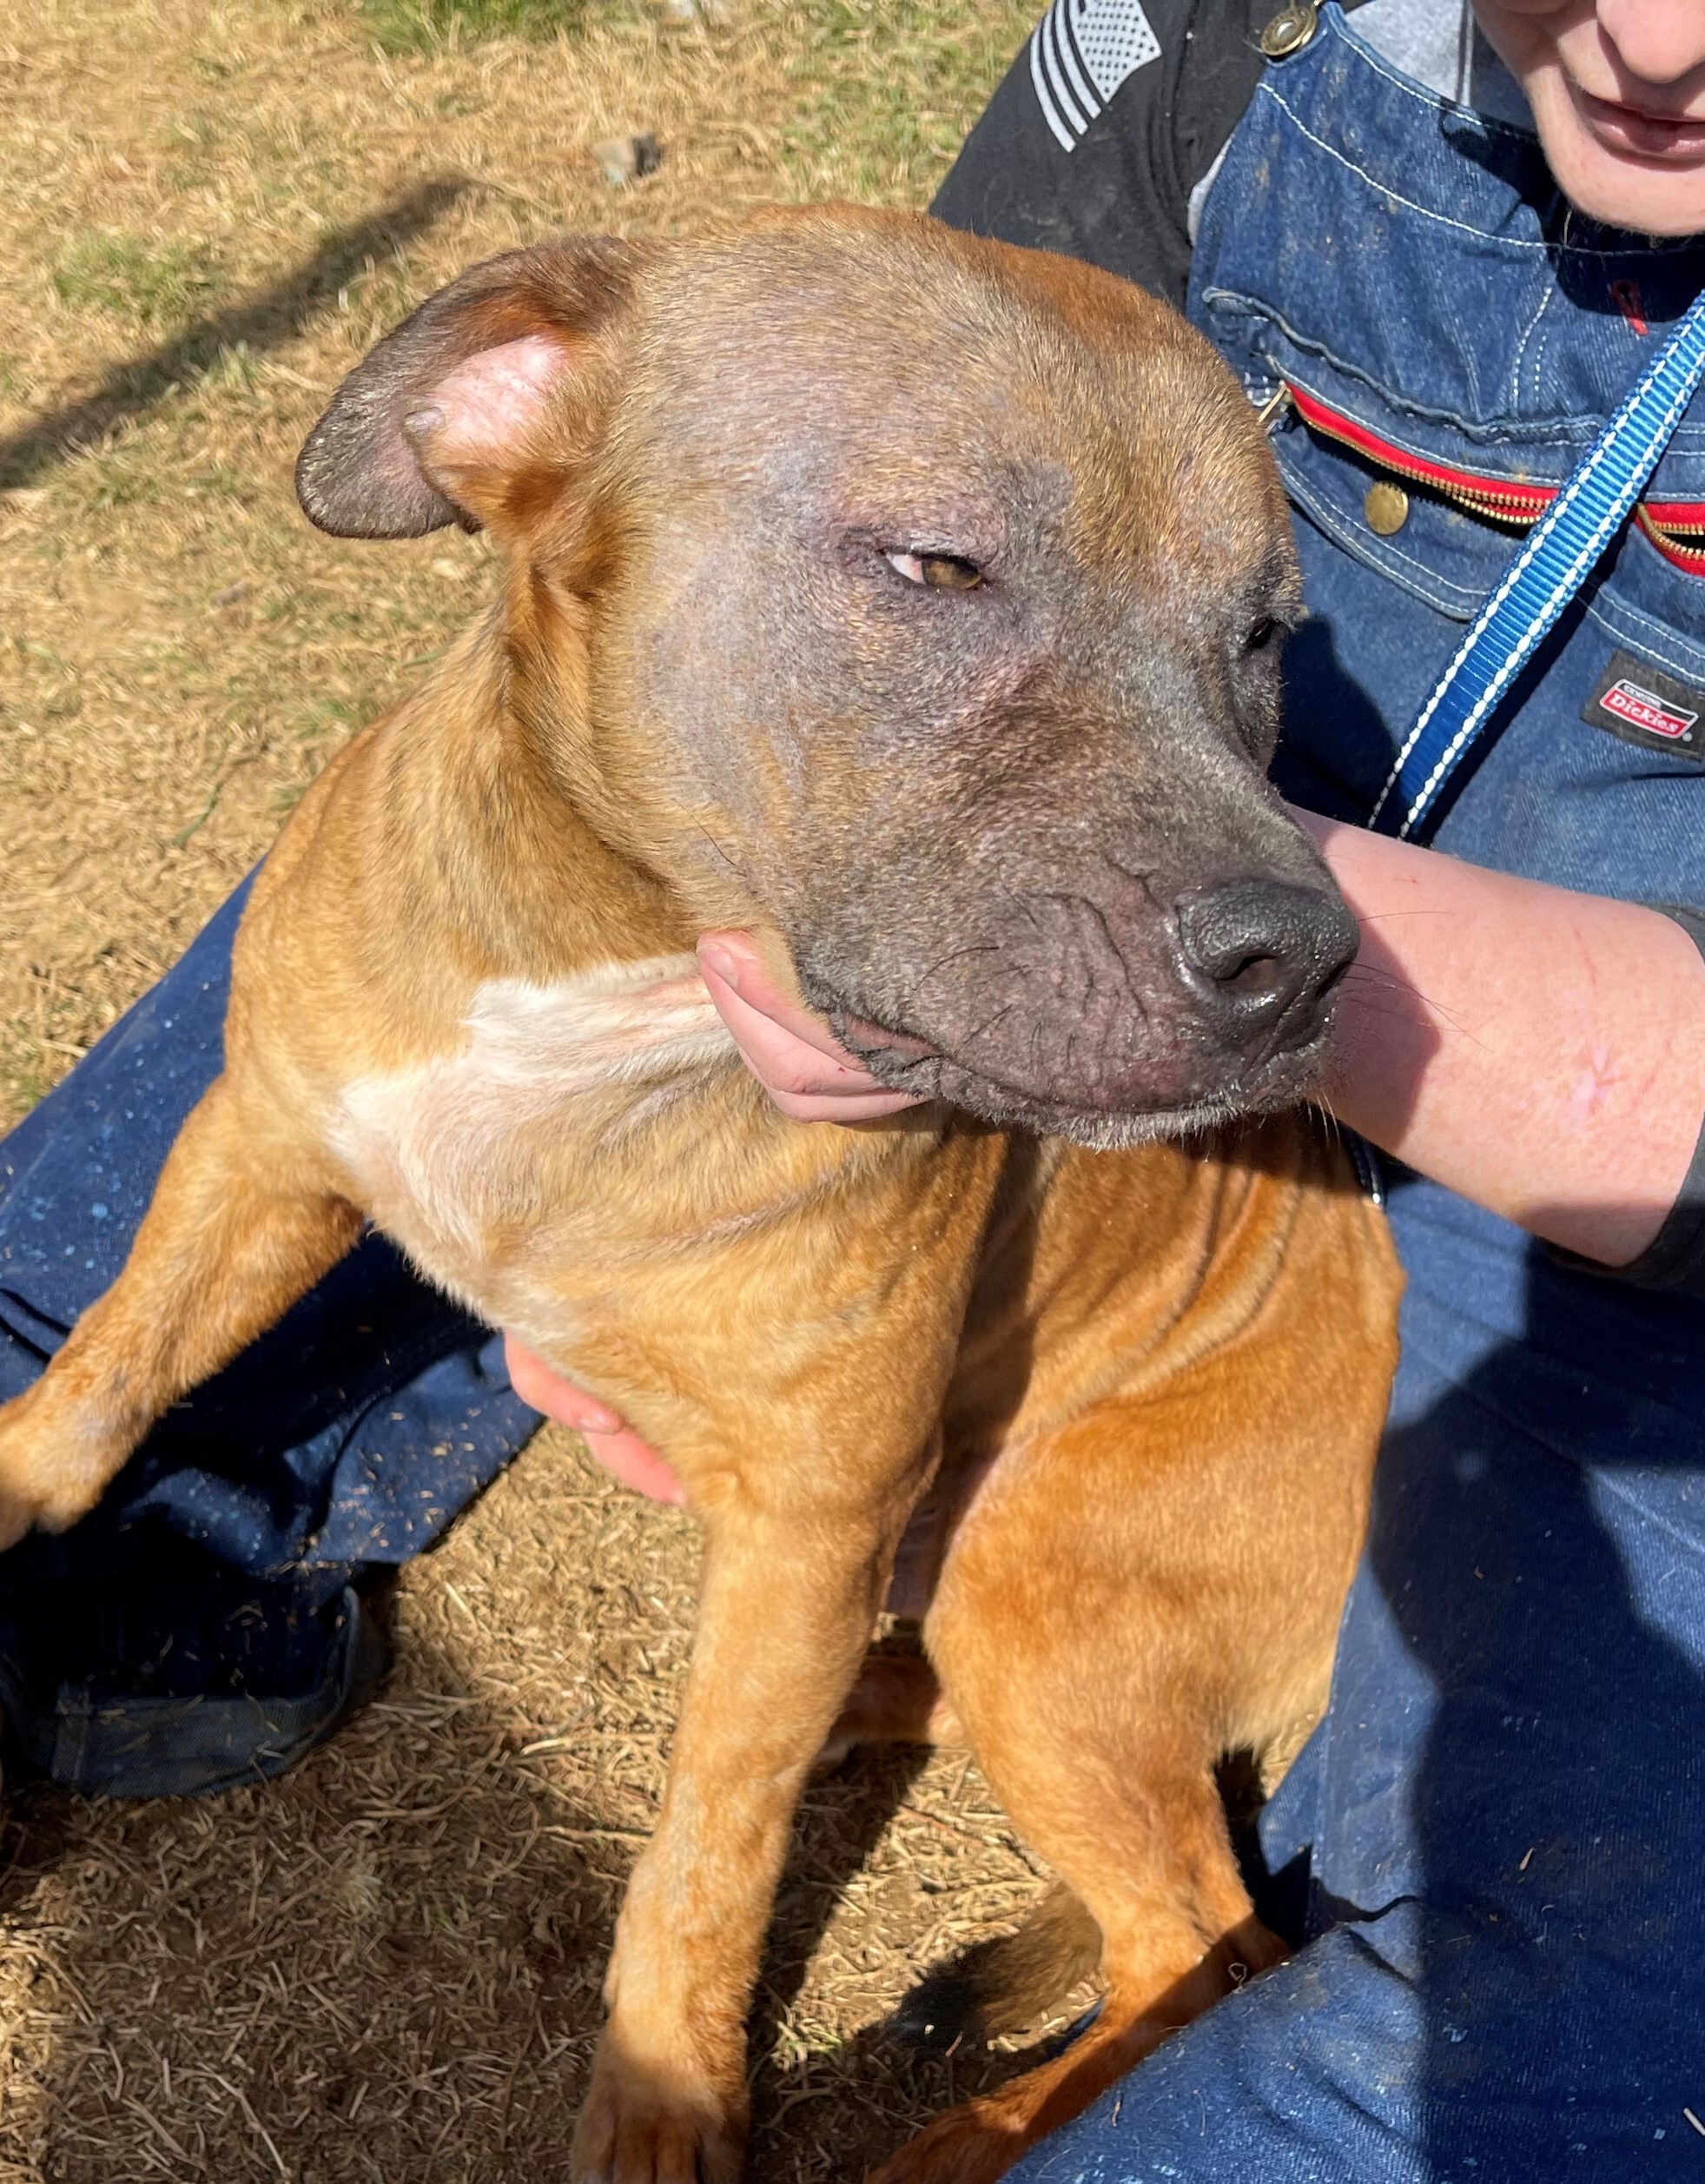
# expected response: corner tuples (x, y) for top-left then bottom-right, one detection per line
(297, 208), (1352, 1145)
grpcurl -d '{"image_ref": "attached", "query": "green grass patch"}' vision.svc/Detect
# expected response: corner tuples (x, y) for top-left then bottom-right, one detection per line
(184, 462), (262, 506)
(0, 1057), (51, 1123)
(355, 0), (585, 54)
(287, 694), (366, 743)
(51, 231), (224, 328)
(61, 447), (169, 511)
(767, 0), (1035, 203)
(195, 341), (260, 397)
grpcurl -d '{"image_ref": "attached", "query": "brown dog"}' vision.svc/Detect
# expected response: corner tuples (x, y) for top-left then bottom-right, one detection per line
(0, 208), (1399, 2183)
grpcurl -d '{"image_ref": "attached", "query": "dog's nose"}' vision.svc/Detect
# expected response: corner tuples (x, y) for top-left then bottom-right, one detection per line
(1174, 878), (1357, 1053)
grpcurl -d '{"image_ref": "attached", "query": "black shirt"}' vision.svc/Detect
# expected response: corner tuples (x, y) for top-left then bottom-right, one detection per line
(931, 0), (1373, 310)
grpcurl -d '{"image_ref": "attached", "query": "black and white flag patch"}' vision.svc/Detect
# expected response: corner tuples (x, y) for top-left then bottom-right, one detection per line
(1583, 651), (1705, 763)
(1029, 0), (1161, 152)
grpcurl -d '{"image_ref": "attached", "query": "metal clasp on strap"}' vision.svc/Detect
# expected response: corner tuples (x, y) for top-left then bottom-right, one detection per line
(1259, 2), (1318, 59)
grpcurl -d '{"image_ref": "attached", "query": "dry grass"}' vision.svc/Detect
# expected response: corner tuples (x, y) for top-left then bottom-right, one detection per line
(0, 1), (1063, 2177)
(0, 1438), (1058, 2181)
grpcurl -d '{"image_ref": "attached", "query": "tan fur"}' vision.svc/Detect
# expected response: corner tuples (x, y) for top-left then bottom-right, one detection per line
(0, 207), (1401, 2184)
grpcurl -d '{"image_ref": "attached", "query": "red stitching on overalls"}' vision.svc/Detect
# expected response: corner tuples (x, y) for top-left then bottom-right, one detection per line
(1609, 280), (1650, 338)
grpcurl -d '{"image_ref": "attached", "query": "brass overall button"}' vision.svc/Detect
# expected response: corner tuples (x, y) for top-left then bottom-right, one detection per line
(1365, 480), (1411, 536)
(1259, 1), (1319, 58)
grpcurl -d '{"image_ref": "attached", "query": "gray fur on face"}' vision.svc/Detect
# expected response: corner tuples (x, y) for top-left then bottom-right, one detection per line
(303, 215), (1355, 1141)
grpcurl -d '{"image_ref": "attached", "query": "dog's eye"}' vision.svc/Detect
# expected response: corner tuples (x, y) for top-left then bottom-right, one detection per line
(886, 550), (984, 592)
(1243, 616), (1280, 652)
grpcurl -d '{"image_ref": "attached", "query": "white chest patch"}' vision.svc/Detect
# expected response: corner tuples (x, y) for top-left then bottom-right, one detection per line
(331, 953), (737, 1267)
(452, 954), (732, 1095)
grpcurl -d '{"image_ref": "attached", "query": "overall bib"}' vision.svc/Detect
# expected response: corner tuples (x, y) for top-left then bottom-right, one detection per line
(1016, 10), (1705, 2178)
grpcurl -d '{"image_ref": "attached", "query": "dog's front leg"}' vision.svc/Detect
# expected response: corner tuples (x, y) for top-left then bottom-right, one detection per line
(0, 1074), (361, 1545)
(572, 1484), (913, 2184)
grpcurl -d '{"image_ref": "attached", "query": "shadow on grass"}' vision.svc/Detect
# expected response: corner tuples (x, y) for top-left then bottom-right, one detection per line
(0, 1640), (996, 2184)
(0, 176), (470, 492)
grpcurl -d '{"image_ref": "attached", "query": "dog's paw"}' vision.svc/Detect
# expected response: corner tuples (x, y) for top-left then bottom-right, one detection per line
(572, 2035), (747, 2184)
(0, 1383), (127, 1548)
(811, 1719), (857, 1774)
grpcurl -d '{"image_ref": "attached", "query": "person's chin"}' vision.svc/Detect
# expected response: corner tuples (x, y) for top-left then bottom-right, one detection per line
(1536, 76), (1705, 235)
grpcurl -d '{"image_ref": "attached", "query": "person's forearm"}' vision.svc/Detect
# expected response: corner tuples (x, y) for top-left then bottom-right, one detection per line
(1295, 810), (1705, 1267)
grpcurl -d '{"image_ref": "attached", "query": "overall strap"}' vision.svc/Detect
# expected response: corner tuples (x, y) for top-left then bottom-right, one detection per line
(1368, 287), (1705, 845)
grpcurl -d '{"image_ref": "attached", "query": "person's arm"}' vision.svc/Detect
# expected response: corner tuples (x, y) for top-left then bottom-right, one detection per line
(1292, 813), (1705, 1268)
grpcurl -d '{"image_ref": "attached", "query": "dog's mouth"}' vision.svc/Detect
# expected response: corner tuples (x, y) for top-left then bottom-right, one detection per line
(833, 1009), (941, 1069)
(822, 999), (1332, 1148)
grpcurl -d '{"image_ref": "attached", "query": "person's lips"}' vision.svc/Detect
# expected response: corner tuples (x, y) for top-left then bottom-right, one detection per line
(1573, 83), (1705, 162)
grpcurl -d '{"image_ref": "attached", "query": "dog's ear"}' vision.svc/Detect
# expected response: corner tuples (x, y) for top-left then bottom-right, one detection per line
(295, 235), (646, 539)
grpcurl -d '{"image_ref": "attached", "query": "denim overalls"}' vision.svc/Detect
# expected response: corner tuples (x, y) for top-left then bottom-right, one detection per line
(1014, 10), (1705, 2179)
(0, 879), (538, 1794)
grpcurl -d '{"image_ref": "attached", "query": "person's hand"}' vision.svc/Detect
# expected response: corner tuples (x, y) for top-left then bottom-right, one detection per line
(503, 1334), (684, 1504)
(696, 930), (923, 1122)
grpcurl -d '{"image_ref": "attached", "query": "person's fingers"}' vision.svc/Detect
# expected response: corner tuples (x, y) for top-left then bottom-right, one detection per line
(505, 1334), (619, 1428)
(502, 1335), (685, 1506)
(697, 932), (923, 1120)
(576, 1424), (688, 1506)
(699, 934), (867, 1064)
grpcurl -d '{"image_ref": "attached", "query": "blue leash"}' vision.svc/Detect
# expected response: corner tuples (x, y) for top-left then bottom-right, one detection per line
(1367, 288), (1705, 845)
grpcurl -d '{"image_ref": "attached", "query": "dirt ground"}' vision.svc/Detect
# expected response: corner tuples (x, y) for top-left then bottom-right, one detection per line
(0, 3), (1059, 2178)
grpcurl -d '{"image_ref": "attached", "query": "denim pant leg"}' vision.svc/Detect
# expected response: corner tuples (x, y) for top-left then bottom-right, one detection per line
(0, 879), (540, 1797)
(1010, 1180), (1705, 2184)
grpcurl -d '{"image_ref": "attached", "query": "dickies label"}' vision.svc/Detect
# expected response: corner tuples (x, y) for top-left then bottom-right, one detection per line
(1583, 652), (1705, 761)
